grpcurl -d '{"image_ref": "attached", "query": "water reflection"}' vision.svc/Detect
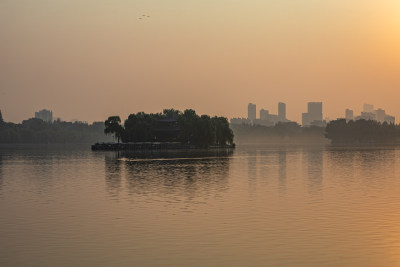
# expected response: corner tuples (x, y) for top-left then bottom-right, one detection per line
(327, 147), (396, 189)
(105, 150), (233, 201)
(278, 150), (287, 191)
(3, 146), (400, 266)
(356, 148), (395, 182)
(104, 152), (123, 198)
(303, 148), (323, 195)
(247, 149), (257, 192)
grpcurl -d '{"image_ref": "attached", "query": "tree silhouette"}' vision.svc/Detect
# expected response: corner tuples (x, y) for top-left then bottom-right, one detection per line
(104, 116), (124, 143)
(109, 109), (235, 148)
(325, 119), (396, 144)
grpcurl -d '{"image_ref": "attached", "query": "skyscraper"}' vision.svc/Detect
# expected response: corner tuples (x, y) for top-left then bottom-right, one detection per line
(375, 108), (386, 123)
(363, 104), (374, 113)
(308, 102), (323, 122)
(248, 103), (256, 121)
(278, 102), (286, 121)
(302, 112), (310, 126)
(260, 109), (269, 120)
(35, 109), (53, 122)
(302, 102), (323, 126)
(345, 109), (354, 121)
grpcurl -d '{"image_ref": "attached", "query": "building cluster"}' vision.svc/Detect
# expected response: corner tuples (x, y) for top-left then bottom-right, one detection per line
(345, 104), (395, 124)
(231, 102), (290, 127)
(34, 109), (53, 122)
(231, 102), (327, 127)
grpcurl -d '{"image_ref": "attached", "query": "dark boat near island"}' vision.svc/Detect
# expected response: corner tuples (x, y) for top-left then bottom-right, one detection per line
(91, 142), (235, 151)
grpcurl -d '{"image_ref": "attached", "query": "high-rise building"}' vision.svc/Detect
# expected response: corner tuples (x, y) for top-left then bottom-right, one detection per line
(357, 112), (376, 121)
(301, 102), (323, 126)
(260, 109), (269, 120)
(375, 108), (386, 123)
(248, 103), (256, 121)
(35, 109), (53, 122)
(302, 113), (310, 126)
(345, 109), (354, 121)
(308, 102), (323, 122)
(363, 104), (374, 113)
(278, 102), (286, 121)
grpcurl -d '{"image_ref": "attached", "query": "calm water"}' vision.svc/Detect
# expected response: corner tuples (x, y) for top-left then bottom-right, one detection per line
(1, 145), (400, 266)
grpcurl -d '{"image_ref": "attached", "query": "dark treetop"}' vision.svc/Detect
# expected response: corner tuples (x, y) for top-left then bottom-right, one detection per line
(325, 119), (398, 144)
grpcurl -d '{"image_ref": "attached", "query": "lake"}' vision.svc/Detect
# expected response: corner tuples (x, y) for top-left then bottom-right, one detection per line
(1, 145), (400, 266)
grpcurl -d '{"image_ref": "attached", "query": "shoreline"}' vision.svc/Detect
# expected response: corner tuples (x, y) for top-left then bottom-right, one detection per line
(91, 142), (236, 151)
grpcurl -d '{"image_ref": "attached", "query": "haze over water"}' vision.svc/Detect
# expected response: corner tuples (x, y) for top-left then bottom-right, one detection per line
(1, 145), (400, 266)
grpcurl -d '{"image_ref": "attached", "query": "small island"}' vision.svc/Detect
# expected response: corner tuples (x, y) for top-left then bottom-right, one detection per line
(92, 109), (235, 151)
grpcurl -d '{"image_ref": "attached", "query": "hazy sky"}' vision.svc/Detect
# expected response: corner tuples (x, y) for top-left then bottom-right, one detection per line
(1, 0), (399, 123)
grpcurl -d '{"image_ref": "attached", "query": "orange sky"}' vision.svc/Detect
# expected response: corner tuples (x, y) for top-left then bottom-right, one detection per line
(0, 0), (399, 123)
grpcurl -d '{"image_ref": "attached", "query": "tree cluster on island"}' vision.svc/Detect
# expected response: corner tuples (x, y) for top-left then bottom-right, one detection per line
(325, 119), (398, 144)
(0, 111), (110, 144)
(104, 109), (234, 148)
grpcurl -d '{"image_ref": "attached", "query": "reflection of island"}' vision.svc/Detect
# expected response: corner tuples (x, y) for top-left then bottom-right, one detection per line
(104, 150), (233, 200)
(104, 153), (122, 197)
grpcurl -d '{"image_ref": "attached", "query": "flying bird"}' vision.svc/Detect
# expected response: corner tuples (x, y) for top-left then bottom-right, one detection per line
(138, 14), (150, 20)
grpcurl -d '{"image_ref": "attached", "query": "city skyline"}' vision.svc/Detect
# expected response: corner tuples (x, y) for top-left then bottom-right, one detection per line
(233, 102), (395, 126)
(1, 0), (400, 123)
(2, 100), (397, 126)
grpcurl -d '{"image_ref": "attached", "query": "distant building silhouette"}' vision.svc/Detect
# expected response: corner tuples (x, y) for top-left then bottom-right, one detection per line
(260, 109), (269, 120)
(248, 103), (256, 121)
(356, 112), (376, 121)
(230, 118), (251, 125)
(302, 113), (310, 126)
(232, 102), (291, 126)
(278, 102), (286, 121)
(35, 109), (53, 122)
(375, 108), (386, 123)
(308, 102), (323, 122)
(302, 102), (324, 126)
(349, 104), (395, 124)
(345, 109), (354, 122)
(363, 104), (374, 113)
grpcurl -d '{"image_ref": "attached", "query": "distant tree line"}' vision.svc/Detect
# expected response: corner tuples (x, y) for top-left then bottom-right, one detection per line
(230, 122), (328, 144)
(104, 109), (234, 148)
(0, 112), (111, 144)
(325, 119), (398, 144)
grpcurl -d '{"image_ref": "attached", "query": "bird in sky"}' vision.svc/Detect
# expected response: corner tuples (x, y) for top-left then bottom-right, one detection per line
(138, 14), (150, 20)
